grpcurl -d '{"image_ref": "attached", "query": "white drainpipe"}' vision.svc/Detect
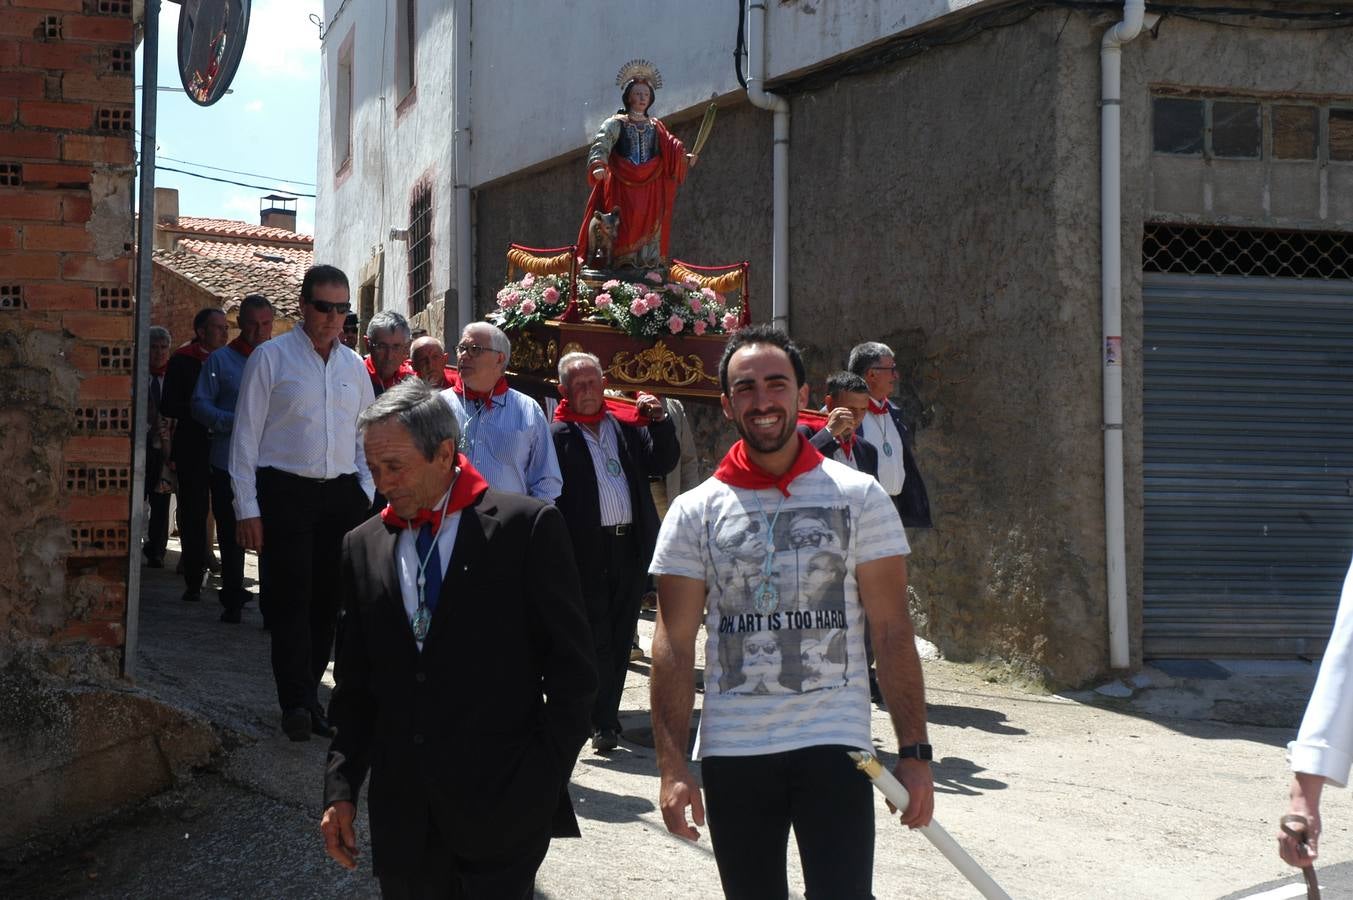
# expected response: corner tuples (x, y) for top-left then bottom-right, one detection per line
(451, 0), (474, 341)
(745, 0), (789, 332)
(1101, 0), (1147, 670)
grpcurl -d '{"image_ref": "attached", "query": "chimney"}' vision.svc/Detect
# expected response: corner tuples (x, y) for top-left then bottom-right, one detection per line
(260, 194), (298, 233)
(152, 187), (179, 251)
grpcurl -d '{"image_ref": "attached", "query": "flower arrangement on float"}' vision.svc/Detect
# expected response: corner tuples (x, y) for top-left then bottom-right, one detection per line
(491, 273), (594, 331)
(589, 271), (743, 340)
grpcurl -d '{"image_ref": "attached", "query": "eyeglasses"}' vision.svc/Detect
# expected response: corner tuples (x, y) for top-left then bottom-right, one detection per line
(308, 299), (352, 315)
(370, 341), (409, 353)
(455, 342), (494, 357)
(869, 365), (897, 373)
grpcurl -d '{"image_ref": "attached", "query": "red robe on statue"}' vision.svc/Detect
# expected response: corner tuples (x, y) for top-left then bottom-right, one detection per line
(577, 117), (688, 266)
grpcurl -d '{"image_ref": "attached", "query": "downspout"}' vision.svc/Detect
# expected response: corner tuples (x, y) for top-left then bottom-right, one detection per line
(745, 0), (789, 332)
(1101, 0), (1146, 670)
(450, 0), (473, 344)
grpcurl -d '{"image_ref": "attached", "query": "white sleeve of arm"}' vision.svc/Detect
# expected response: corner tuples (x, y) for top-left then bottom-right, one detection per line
(229, 351), (269, 520)
(1290, 557), (1353, 787)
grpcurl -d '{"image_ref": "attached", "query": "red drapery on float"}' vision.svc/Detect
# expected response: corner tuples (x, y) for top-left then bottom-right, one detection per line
(576, 119), (688, 264)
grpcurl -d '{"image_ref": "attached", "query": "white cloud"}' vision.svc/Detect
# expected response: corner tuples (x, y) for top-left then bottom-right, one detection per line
(245, 99), (264, 112)
(242, 0), (324, 81)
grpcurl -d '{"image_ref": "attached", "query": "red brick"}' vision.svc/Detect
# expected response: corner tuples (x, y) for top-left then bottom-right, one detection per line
(61, 72), (132, 104)
(13, 0), (85, 11)
(62, 193), (91, 223)
(24, 222), (91, 251)
(0, 40), (17, 69)
(66, 495), (130, 521)
(20, 39), (96, 71)
(0, 129), (61, 160)
(56, 619), (124, 647)
(62, 15), (134, 43)
(0, 226), (18, 250)
(77, 374), (131, 400)
(19, 100), (93, 130)
(0, 11), (43, 39)
(23, 162), (91, 186)
(0, 188), (62, 221)
(63, 312), (132, 340)
(61, 254), (129, 284)
(0, 251), (60, 279)
(62, 133), (132, 165)
(0, 98), (15, 125)
(64, 435), (130, 462)
(24, 282), (96, 310)
(0, 72), (45, 101)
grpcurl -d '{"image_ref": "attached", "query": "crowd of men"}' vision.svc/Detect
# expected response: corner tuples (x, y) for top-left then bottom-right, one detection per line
(145, 263), (936, 898)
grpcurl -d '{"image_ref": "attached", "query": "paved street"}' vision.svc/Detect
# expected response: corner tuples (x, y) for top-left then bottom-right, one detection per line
(5, 540), (1353, 899)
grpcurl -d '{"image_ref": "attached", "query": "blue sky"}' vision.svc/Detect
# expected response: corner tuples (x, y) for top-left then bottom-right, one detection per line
(135, 0), (323, 236)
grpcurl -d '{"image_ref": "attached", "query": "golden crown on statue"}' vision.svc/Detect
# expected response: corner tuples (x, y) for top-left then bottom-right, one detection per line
(616, 58), (663, 90)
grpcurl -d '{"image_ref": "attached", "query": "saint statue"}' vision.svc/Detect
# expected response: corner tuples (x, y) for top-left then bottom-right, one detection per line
(577, 59), (698, 271)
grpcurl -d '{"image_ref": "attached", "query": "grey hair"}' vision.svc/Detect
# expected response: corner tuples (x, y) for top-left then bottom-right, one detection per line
(846, 341), (894, 377)
(149, 326), (171, 344)
(357, 379), (461, 461)
(557, 351), (603, 388)
(366, 309), (412, 341)
(463, 321), (511, 359)
(239, 294), (272, 316)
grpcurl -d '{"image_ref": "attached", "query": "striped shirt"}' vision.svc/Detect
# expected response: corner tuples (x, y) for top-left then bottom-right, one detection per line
(440, 387), (562, 502)
(650, 459), (909, 759)
(578, 415), (632, 527)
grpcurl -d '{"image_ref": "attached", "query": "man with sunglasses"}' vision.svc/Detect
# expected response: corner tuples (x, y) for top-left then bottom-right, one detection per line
(846, 342), (931, 530)
(440, 321), (562, 502)
(230, 265), (376, 742)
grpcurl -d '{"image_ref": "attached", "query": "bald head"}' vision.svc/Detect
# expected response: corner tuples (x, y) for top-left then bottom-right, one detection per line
(411, 336), (450, 386)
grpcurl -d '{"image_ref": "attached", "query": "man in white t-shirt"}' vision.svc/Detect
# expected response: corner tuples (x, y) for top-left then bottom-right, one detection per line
(649, 325), (934, 898)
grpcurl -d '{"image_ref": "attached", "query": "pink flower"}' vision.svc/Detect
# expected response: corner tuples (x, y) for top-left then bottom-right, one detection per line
(499, 290), (521, 308)
(630, 299), (649, 316)
(666, 283), (684, 293)
(693, 320), (707, 336)
(716, 292), (727, 304)
(706, 310), (718, 325)
(643, 292), (662, 311)
(543, 286), (560, 303)
(595, 292), (613, 308)
(497, 295), (513, 310)
(668, 314), (685, 334)
(721, 312), (739, 331)
(519, 299), (537, 315)
(645, 271), (663, 284)
(683, 278), (701, 289)
(701, 287), (717, 302)
(689, 297), (703, 313)
(521, 273), (536, 288)
(602, 279), (621, 290)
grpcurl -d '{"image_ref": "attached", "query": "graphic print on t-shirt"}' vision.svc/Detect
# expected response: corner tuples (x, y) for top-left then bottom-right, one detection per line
(709, 505), (853, 696)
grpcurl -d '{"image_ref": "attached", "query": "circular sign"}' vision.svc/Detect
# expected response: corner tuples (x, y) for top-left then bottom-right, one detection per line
(177, 0), (251, 107)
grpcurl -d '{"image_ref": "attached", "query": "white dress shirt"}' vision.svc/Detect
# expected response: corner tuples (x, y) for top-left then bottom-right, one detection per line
(861, 407), (906, 496)
(578, 415), (632, 527)
(229, 326), (376, 520)
(394, 487), (462, 652)
(1290, 557), (1353, 786)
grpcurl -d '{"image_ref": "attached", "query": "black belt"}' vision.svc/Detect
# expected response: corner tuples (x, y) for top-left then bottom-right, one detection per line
(259, 466), (357, 486)
(599, 523), (633, 536)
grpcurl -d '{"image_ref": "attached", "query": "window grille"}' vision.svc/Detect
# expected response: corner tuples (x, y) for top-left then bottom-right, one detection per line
(43, 16), (61, 38)
(97, 108), (133, 132)
(65, 465), (131, 493)
(0, 285), (22, 310)
(407, 185), (432, 315)
(74, 403), (132, 433)
(0, 164), (20, 187)
(98, 345), (133, 371)
(1143, 224), (1353, 280)
(70, 524), (129, 554)
(98, 287), (131, 310)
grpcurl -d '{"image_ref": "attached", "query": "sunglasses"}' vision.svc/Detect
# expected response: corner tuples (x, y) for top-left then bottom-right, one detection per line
(309, 300), (352, 315)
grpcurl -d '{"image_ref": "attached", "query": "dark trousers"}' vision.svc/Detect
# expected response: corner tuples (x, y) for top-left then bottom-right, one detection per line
(377, 816), (550, 900)
(176, 460), (212, 592)
(583, 528), (644, 733)
(257, 467), (368, 713)
(703, 745), (876, 900)
(144, 446), (170, 561)
(208, 466), (248, 603)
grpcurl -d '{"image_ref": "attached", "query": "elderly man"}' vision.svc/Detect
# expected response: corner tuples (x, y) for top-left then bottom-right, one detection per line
(321, 379), (595, 897)
(847, 341), (931, 529)
(192, 295), (274, 624)
(365, 309), (415, 396)
(231, 265), (376, 741)
(143, 326), (174, 568)
(440, 321), (562, 501)
(410, 335), (456, 389)
(162, 307), (230, 602)
(551, 352), (678, 751)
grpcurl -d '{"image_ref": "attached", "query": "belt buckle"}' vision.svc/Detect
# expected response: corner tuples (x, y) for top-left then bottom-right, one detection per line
(614, 523), (631, 536)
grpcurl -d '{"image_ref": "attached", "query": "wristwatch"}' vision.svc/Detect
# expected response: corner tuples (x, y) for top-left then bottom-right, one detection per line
(899, 743), (933, 761)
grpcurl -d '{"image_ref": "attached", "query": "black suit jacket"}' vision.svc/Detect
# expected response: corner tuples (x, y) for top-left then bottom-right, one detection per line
(798, 424), (880, 481)
(161, 350), (210, 469)
(882, 401), (933, 528)
(324, 489), (596, 876)
(550, 416), (679, 582)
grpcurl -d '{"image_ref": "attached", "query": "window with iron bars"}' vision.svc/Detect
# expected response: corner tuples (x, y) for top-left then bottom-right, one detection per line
(408, 185), (433, 315)
(1143, 223), (1353, 280)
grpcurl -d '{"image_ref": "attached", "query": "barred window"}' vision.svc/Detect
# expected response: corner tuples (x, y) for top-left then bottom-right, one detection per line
(1143, 223), (1353, 280)
(407, 184), (432, 315)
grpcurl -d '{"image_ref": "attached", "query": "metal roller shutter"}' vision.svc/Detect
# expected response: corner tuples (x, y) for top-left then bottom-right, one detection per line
(1143, 272), (1353, 657)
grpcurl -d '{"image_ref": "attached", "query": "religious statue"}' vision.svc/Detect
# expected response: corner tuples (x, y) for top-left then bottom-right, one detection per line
(576, 59), (703, 272)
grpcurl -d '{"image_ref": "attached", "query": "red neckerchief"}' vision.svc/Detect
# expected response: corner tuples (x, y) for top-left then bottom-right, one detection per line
(554, 396), (647, 427)
(796, 408), (829, 430)
(173, 340), (211, 363)
(227, 336), (256, 358)
(366, 355), (416, 391)
(839, 435), (857, 460)
(868, 397), (890, 416)
(455, 376), (509, 407)
(150, 361), (168, 377)
(713, 433), (822, 498)
(438, 367), (461, 391)
(380, 456), (490, 531)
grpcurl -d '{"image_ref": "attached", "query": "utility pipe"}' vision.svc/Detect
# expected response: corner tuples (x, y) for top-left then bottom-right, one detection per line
(450, 0), (474, 344)
(744, 0), (789, 332)
(1100, 0), (1146, 670)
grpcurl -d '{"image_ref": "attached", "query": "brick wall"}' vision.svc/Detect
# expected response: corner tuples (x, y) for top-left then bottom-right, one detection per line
(0, 0), (135, 680)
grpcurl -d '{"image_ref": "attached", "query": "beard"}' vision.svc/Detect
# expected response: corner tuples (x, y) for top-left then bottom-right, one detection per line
(734, 407), (797, 455)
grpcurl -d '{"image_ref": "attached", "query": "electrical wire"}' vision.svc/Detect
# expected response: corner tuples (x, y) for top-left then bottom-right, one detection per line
(149, 164), (316, 198)
(157, 155), (316, 187)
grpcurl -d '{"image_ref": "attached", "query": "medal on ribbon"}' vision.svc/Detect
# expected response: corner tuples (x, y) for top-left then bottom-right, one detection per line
(606, 458), (622, 477)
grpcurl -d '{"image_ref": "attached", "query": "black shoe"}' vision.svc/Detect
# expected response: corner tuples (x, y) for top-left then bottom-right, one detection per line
(219, 605), (242, 624)
(181, 590), (201, 603)
(591, 729), (618, 752)
(311, 710), (336, 738)
(143, 554), (164, 569)
(282, 708), (311, 742)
